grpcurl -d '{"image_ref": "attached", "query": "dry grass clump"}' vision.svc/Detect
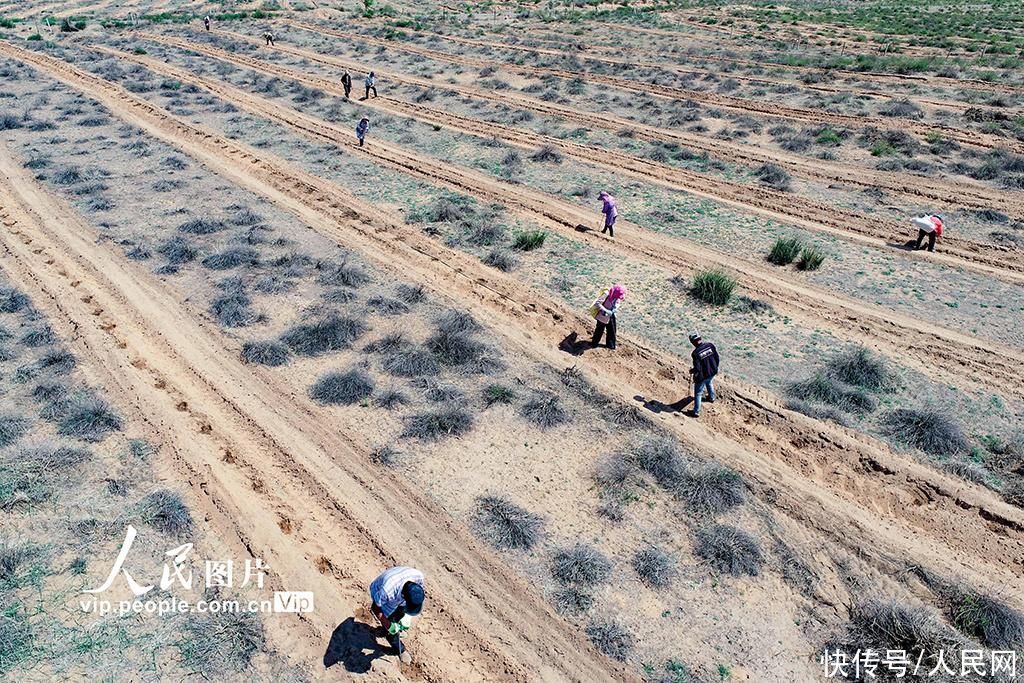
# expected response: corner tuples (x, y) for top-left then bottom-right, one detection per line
(550, 587), (595, 616)
(369, 445), (402, 467)
(396, 283), (426, 303)
(363, 332), (408, 354)
(178, 217), (226, 235)
(317, 258), (369, 288)
(472, 495), (544, 550)
(669, 461), (746, 516)
(381, 346), (440, 377)
(40, 393), (122, 442)
(945, 587), (1024, 649)
(157, 236), (198, 265)
(402, 407), (474, 441)
(374, 387), (409, 409)
(632, 546), (678, 587)
(137, 489), (193, 535)
(179, 609), (264, 677)
(829, 346), (898, 392)
(209, 291), (261, 328)
(520, 391), (571, 429)
(632, 437), (685, 486)
(367, 296), (410, 316)
(309, 368), (374, 405)
(201, 247), (260, 270)
(0, 415), (30, 449)
(280, 315), (367, 356)
(883, 407), (969, 456)
(584, 620), (634, 662)
(0, 288), (30, 313)
(551, 543), (612, 587)
(829, 600), (969, 679)
(1003, 480), (1024, 508)
(787, 372), (876, 415)
(694, 524), (763, 577)
(240, 340), (290, 366)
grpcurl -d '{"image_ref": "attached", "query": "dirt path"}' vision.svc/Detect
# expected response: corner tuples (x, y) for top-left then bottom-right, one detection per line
(287, 21), (1024, 157)
(6, 41), (1022, 616)
(89, 42), (1024, 403)
(208, 28), (1024, 219)
(0, 138), (629, 683)
(132, 33), (1024, 285)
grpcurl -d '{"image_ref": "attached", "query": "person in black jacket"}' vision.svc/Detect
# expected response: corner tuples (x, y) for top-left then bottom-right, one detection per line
(688, 332), (719, 418)
(341, 71), (352, 99)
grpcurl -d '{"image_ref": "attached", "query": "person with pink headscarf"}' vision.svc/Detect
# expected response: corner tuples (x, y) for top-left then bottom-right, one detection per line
(591, 283), (626, 349)
(598, 190), (618, 237)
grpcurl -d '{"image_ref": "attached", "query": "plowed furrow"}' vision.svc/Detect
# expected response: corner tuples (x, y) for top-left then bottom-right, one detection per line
(288, 21), (1024, 156)
(136, 33), (1024, 284)
(212, 28), (1024, 218)
(91, 42), (1024, 402)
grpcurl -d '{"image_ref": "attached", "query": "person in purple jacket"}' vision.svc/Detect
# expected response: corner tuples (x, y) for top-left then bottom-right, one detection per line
(598, 190), (618, 237)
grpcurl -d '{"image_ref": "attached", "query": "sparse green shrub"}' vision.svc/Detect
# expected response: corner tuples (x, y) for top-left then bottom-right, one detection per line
(552, 543), (611, 586)
(483, 383), (515, 406)
(308, 368), (374, 405)
(138, 489), (193, 534)
(0, 613), (32, 673)
(1003, 480), (1023, 508)
(767, 236), (805, 265)
(512, 230), (547, 251)
(585, 620), (634, 662)
(883, 407), (969, 456)
(947, 588), (1024, 649)
(797, 245), (826, 271)
(472, 495), (543, 550)
(694, 524), (762, 577)
(690, 269), (736, 306)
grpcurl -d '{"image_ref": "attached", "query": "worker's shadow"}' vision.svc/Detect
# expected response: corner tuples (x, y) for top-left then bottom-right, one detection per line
(323, 617), (387, 674)
(637, 394), (690, 413)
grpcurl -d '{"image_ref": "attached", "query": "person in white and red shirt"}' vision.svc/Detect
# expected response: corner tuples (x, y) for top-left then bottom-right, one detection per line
(912, 214), (944, 252)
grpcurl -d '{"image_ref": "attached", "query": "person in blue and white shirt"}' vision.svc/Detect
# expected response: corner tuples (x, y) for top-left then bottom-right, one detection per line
(369, 566), (424, 656)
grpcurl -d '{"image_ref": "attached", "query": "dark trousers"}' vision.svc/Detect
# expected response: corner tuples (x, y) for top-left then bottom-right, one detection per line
(370, 603), (403, 653)
(266, 37), (274, 46)
(592, 314), (617, 349)
(915, 229), (936, 252)
(365, 85), (377, 99)
(343, 83), (351, 98)
(602, 220), (614, 237)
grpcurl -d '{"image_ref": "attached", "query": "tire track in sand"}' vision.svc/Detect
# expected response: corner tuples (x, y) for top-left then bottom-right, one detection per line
(5, 41), (1022, 611)
(136, 32), (1024, 285)
(88, 42), (1024, 403)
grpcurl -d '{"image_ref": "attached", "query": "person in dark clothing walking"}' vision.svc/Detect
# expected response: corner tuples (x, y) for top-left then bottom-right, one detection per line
(687, 332), (719, 418)
(355, 116), (370, 147)
(364, 71), (378, 100)
(263, 32), (275, 46)
(203, 15), (211, 31)
(341, 70), (352, 99)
